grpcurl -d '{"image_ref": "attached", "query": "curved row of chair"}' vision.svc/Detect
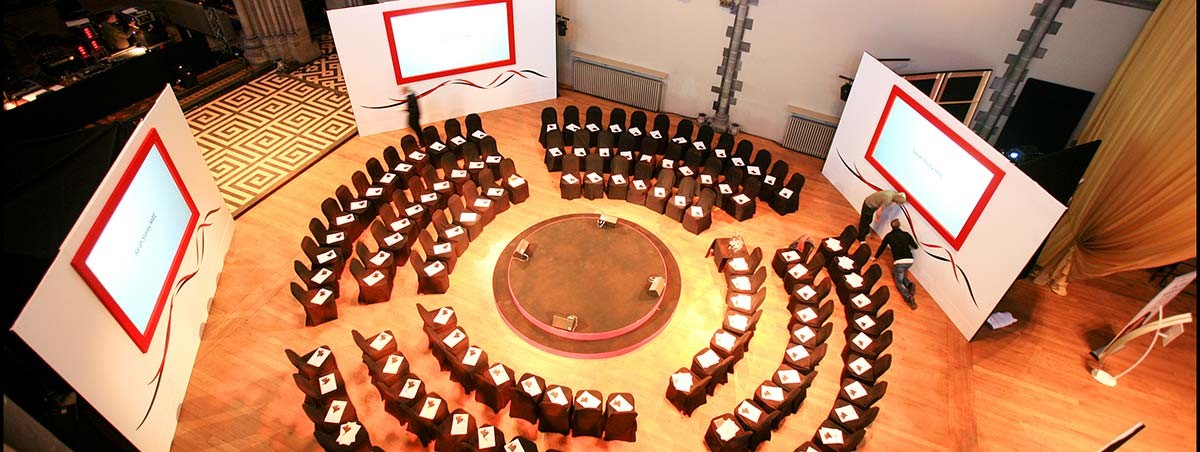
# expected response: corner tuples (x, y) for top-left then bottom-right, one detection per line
(285, 345), (379, 451)
(289, 115), (530, 327)
(665, 237), (768, 416)
(794, 225), (896, 452)
(703, 243), (831, 452)
(414, 303), (639, 443)
(540, 105), (805, 234)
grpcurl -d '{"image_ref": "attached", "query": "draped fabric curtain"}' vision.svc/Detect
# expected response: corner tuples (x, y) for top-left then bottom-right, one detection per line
(1034, 0), (1196, 294)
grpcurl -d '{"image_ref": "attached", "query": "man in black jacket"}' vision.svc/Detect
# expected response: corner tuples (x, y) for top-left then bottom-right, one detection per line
(875, 219), (919, 309)
(402, 85), (422, 144)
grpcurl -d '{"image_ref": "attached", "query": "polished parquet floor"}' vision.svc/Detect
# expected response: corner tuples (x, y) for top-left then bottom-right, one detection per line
(174, 90), (1196, 451)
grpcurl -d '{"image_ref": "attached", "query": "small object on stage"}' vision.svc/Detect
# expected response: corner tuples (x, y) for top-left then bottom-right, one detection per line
(514, 239), (531, 262)
(598, 213), (620, 228)
(648, 276), (666, 297)
(552, 314), (578, 332)
(728, 235), (745, 254)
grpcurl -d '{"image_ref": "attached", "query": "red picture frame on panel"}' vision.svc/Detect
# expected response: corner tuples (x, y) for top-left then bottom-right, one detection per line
(70, 128), (199, 353)
(383, 0), (517, 85)
(864, 85), (1005, 250)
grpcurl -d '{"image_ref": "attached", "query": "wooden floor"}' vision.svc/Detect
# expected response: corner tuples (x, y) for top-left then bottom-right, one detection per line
(174, 90), (1197, 451)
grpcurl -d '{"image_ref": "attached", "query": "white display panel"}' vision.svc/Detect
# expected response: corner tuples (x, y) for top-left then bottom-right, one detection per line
(13, 87), (234, 451)
(329, 0), (556, 136)
(384, 0), (514, 83)
(823, 54), (1065, 340)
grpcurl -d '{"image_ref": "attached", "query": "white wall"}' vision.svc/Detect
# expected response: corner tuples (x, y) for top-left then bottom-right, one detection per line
(558, 0), (1149, 143)
(331, 0), (558, 136)
(12, 88), (234, 451)
(823, 55), (1064, 340)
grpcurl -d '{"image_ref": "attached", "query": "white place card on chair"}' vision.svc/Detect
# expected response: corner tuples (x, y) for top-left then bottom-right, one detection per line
(451, 413), (469, 435)
(370, 331), (392, 350)
(760, 385), (784, 402)
(764, 175), (777, 185)
(619, 151), (633, 159)
(673, 196), (687, 207)
(796, 307), (817, 322)
(587, 173), (603, 183)
(633, 180), (647, 190)
(793, 325), (815, 343)
(419, 397), (441, 419)
(462, 346), (482, 366)
(672, 137), (687, 144)
(446, 226), (465, 237)
(679, 166), (694, 176)
(777, 369), (801, 385)
(697, 349), (720, 368)
(336, 421), (360, 446)
(700, 174), (713, 184)
(852, 332), (873, 350)
(394, 162), (413, 172)
(408, 151), (426, 161)
(824, 238), (842, 251)
(433, 243), (452, 255)
(562, 174), (578, 184)
(363, 270), (385, 287)
(311, 288), (333, 306)
(609, 124), (622, 133)
(728, 313), (749, 332)
(797, 285), (816, 300)
(788, 264), (809, 279)
(852, 294), (871, 308)
(325, 232), (344, 245)
(661, 159), (674, 169)
(429, 142), (446, 151)
(719, 184), (733, 194)
(311, 267), (333, 285)
(855, 314), (876, 330)
(612, 174), (627, 185)
(381, 172), (396, 183)
(714, 148), (727, 158)
(384, 232), (404, 247)
(747, 166), (761, 176)
(843, 381), (867, 400)
(366, 187), (383, 197)
(691, 206), (704, 217)
(451, 136), (467, 145)
(730, 293), (752, 310)
(508, 176), (526, 187)
(420, 193), (438, 204)
(835, 404), (860, 422)
(639, 154), (654, 163)
(443, 329), (466, 348)
(383, 355), (405, 374)
(478, 426), (497, 448)
(487, 187), (505, 197)
(505, 438), (526, 452)
(713, 330), (736, 351)
(671, 371), (694, 391)
(468, 161), (485, 170)
(472, 130), (488, 139)
(545, 123), (557, 131)
(731, 157), (745, 166)
(351, 200), (369, 211)
(653, 187), (667, 198)
(737, 400), (762, 423)
(781, 250), (800, 262)
(786, 344), (810, 361)
(845, 273), (864, 288)
(370, 251), (391, 267)
(649, 130), (663, 139)
(547, 387), (567, 405)
(585, 123), (600, 132)
(576, 391), (600, 409)
(461, 212), (480, 222)
(837, 256), (855, 270)
(819, 427), (845, 444)
(693, 141), (707, 150)
(486, 155), (502, 164)
(489, 364), (510, 384)
(425, 261), (445, 277)
(405, 205), (424, 216)
(319, 248), (338, 262)
(565, 123), (580, 132)
(733, 194), (751, 204)
(400, 378), (422, 398)
(715, 418), (740, 441)
(521, 378), (542, 396)
(434, 181), (452, 191)
(599, 147), (611, 157)
(335, 213), (355, 225)
(548, 147), (562, 156)
(731, 276), (751, 292)
(849, 357), (872, 375)
(307, 347), (331, 367)
(610, 394), (632, 412)
(325, 400), (347, 424)
(319, 373), (338, 394)
(434, 307), (454, 325)
(728, 258), (748, 272)
(629, 127), (642, 136)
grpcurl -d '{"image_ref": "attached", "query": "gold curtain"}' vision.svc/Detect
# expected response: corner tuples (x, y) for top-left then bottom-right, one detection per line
(1034, 0), (1197, 294)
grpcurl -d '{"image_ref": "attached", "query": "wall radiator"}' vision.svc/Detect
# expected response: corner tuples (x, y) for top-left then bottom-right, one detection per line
(781, 110), (837, 159)
(571, 54), (665, 112)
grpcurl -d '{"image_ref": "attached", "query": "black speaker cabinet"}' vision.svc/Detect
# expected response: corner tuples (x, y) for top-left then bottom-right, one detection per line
(995, 78), (1094, 157)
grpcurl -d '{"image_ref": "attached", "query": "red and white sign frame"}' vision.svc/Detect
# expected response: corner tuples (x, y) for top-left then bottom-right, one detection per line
(382, 0), (517, 85)
(863, 85), (1005, 250)
(69, 128), (199, 353)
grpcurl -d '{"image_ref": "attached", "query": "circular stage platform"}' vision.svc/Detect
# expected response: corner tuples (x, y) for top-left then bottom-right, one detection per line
(493, 214), (681, 358)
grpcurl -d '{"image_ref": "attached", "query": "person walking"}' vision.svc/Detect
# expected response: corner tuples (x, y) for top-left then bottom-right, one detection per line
(402, 85), (422, 145)
(858, 189), (906, 241)
(875, 219), (919, 309)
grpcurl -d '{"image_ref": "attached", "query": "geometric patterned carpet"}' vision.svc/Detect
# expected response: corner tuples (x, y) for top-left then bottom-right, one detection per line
(186, 34), (357, 216)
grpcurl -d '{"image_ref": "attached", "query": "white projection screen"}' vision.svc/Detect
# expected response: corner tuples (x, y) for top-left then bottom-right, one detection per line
(329, 0), (557, 136)
(384, 0), (515, 84)
(13, 87), (234, 451)
(823, 54), (1065, 339)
